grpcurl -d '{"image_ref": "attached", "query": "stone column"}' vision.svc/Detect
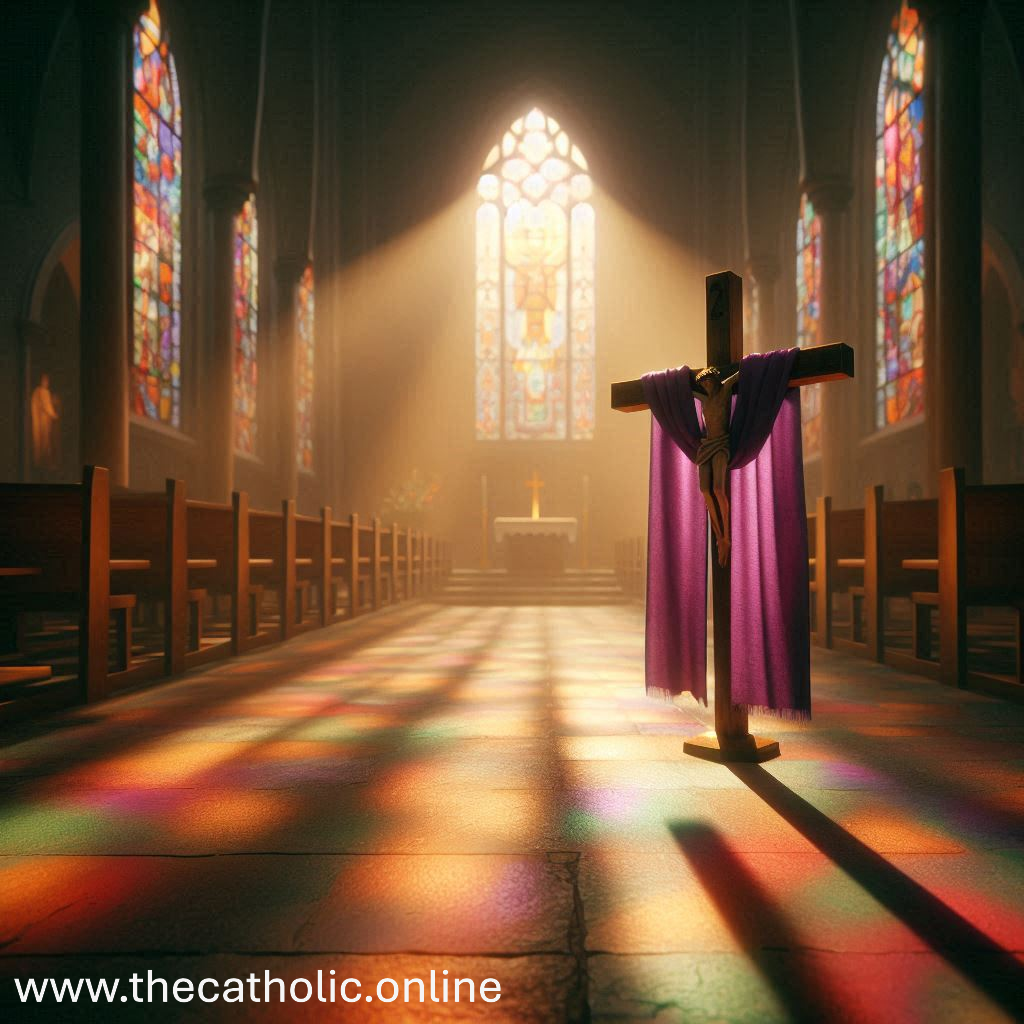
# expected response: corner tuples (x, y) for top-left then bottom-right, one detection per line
(275, 259), (305, 502)
(77, 0), (144, 485)
(745, 258), (778, 353)
(805, 178), (853, 506)
(202, 179), (252, 502)
(918, 0), (983, 483)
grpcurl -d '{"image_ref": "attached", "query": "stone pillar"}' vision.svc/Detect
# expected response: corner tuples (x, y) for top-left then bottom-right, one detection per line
(805, 178), (853, 506)
(746, 258), (778, 353)
(918, 0), (983, 483)
(77, 0), (144, 485)
(275, 259), (305, 502)
(202, 179), (252, 502)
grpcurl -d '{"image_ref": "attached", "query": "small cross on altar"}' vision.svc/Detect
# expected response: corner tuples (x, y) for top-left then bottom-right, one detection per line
(611, 271), (854, 764)
(525, 469), (545, 520)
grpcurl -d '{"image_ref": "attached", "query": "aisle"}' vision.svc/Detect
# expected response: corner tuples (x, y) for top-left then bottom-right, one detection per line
(1, 602), (1022, 1022)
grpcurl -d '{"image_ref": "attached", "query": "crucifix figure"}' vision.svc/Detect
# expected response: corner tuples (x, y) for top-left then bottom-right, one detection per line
(693, 366), (739, 567)
(611, 271), (854, 764)
(525, 469), (544, 520)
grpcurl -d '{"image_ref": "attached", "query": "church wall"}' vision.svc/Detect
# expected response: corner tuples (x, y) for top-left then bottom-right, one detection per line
(980, 5), (1024, 484)
(0, 12), (80, 483)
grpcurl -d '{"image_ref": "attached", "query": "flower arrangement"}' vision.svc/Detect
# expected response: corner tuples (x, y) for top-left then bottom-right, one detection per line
(379, 469), (441, 526)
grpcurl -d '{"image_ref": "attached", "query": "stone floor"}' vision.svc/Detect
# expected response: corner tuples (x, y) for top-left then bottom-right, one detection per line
(0, 602), (1023, 1022)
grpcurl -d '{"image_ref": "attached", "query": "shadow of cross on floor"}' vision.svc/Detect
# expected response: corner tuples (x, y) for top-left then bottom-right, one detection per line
(716, 764), (1024, 1021)
(668, 820), (835, 1024)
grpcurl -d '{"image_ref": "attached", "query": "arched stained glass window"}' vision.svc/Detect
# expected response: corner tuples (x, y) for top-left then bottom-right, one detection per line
(233, 197), (259, 454)
(475, 108), (595, 441)
(796, 194), (822, 455)
(296, 265), (315, 471)
(875, 0), (925, 428)
(132, 0), (182, 428)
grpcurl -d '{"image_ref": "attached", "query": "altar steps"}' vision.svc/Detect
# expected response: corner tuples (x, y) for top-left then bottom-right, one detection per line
(436, 568), (630, 606)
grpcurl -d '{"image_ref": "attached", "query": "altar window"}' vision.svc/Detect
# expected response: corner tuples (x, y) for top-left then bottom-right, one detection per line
(475, 108), (595, 441)
(875, 0), (925, 428)
(131, 0), (183, 428)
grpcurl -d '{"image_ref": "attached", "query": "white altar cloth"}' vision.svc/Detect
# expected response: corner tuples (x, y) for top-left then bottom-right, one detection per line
(493, 517), (578, 544)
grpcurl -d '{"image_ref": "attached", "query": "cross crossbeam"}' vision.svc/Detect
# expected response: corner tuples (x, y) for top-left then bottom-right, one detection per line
(611, 340), (854, 412)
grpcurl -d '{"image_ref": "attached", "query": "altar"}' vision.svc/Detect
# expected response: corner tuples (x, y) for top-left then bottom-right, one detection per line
(493, 470), (577, 575)
(494, 516), (578, 575)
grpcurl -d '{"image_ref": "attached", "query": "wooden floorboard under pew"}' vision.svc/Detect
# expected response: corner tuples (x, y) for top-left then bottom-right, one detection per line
(246, 502), (288, 648)
(183, 496), (238, 667)
(879, 494), (940, 678)
(0, 465), (109, 717)
(829, 486), (883, 661)
(107, 478), (186, 688)
(937, 467), (1024, 697)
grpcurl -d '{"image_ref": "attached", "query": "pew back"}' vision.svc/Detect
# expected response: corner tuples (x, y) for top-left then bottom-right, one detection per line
(880, 498), (938, 594)
(831, 508), (864, 592)
(961, 484), (1024, 600)
(186, 499), (235, 592)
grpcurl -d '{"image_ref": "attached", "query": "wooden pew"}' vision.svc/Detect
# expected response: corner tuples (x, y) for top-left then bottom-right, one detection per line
(0, 465), (109, 710)
(0, 469), (454, 727)
(828, 487), (883, 661)
(294, 507), (330, 633)
(388, 521), (401, 604)
(614, 536), (645, 600)
(108, 478), (187, 686)
(340, 513), (373, 619)
(183, 495), (241, 667)
(809, 497), (830, 647)
(326, 514), (350, 624)
(404, 526), (414, 602)
(879, 495), (940, 678)
(247, 502), (288, 648)
(372, 518), (384, 610)
(936, 467), (1024, 695)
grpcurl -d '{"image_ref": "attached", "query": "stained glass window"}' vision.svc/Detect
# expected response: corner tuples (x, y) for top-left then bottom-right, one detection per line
(296, 265), (315, 471)
(233, 197), (259, 454)
(796, 194), (822, 455)
(475, 108), (595, 440)
(132, 0), (182, 428)
(875, 0), (925, 428)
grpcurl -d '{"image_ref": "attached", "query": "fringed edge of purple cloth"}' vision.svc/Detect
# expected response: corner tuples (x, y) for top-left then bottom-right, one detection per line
(642, 351), (811, 718)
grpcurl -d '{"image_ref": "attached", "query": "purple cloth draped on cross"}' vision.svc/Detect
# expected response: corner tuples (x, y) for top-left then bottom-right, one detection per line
(642, 348), (811, 717)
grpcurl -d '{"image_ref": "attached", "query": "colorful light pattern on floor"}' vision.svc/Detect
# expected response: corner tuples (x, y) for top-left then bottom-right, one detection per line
(1, 602), (1023, 1021)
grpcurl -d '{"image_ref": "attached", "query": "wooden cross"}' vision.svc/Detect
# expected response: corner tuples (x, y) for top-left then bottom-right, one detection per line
(525, 469), (545, 520)
(611, 270), (854, 763)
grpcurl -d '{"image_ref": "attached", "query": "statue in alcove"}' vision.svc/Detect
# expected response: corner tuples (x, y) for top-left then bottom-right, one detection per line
(30, 372), (61, 470)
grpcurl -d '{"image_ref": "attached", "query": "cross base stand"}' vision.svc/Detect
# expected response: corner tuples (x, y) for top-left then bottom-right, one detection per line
(683, 731), (781, 764)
